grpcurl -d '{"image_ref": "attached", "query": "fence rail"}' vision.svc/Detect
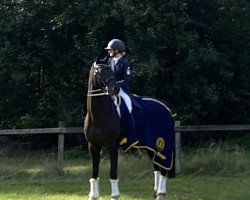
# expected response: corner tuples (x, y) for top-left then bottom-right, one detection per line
(0, 127), (84, 135)
(174, 122), (250, 174)
(1, 121), (250, 175)
(175, 124), (250, 132)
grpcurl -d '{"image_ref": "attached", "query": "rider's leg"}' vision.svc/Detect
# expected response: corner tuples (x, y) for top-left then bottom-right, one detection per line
(118, 88), (132, 113)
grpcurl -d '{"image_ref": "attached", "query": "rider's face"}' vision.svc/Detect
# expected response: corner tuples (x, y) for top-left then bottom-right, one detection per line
(108, 49), (115, 57)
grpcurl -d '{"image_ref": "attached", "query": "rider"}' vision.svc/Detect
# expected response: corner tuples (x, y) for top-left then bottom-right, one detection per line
(104, 38), (141, 114)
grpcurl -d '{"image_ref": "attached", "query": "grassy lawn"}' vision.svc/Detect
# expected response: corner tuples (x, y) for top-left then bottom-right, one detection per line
(0, 147), (250, 200)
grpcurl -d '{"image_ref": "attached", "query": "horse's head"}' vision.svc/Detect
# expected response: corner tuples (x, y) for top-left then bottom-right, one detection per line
(88, 53), (119, 96)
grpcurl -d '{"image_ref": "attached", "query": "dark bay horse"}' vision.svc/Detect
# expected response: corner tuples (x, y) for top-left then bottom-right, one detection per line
(84, 55), (175, 200)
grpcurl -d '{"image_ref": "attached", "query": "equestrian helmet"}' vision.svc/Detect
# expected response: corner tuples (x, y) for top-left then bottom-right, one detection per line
(104, 39), (125, 52)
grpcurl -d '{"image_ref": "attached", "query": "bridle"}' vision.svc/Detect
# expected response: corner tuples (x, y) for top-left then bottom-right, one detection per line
(87, 88), (109, 97)
(87, 62), (111, 97)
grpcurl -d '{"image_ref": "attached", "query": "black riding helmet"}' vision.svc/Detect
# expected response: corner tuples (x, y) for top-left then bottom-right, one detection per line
(104, 39), (125, 52)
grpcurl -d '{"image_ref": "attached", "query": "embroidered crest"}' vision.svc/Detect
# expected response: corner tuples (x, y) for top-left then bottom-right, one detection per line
(119, 137), (128, 145)
(156, 137), (165, 151)
(157, 151), (166, 160)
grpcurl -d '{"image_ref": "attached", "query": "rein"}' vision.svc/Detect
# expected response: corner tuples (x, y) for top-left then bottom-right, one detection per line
(87, 88), (109, 97)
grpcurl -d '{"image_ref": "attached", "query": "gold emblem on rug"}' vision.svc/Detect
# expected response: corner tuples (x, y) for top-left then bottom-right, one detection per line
(156, 137), (165, 151)
(119, 137), (127, 145)
(157, 151), (166, 160)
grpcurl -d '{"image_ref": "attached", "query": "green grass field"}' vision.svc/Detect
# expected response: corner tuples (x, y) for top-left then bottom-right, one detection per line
(0, 144), (250, 200)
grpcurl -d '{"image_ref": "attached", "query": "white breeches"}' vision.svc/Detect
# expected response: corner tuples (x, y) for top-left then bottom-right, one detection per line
(118, 88), (132, 113)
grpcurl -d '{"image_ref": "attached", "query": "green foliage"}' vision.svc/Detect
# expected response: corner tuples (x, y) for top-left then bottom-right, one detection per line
(0, 0), (250, 128)
(64, 146), (87, 159)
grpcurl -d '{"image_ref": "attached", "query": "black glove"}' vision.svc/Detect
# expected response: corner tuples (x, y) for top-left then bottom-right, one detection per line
(108, 84), (120, 96)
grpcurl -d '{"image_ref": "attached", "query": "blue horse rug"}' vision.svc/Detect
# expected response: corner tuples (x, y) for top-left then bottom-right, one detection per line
(119, 95), (175, 170)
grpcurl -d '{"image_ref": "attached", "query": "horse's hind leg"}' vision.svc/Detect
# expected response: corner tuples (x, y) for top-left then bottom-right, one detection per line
(155, 167), (167, 200)
(147, 151), (167, 199)
(153, 164), (167, 199)
(106, 142), (120, 200)
(88, 143), (101, 200)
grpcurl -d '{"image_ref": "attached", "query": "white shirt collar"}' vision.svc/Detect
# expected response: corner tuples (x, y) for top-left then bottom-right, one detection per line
(113, 55), (122, 64)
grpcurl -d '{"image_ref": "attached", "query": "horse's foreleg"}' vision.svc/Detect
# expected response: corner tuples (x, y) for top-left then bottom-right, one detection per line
(107, 142), (120, 199)
(88, 143), (101, 200)
(89, 143), (101, 179)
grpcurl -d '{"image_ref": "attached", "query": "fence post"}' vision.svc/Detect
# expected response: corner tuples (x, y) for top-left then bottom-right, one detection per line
(175, 120), (181, 174)
(58, 121), (65, 176)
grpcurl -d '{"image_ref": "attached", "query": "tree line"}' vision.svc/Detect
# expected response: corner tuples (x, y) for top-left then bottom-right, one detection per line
(0, 0), (250, 129)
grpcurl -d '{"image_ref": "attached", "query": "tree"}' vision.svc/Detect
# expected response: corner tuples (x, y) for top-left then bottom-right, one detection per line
(0, 0), (249, 129)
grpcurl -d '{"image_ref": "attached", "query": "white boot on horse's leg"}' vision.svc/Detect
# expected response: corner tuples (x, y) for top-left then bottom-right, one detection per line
(156, 174), (167, 200)
(88, 178), (100, 200)
(110, 179), (120, 200)
(154, 171), (161, 195)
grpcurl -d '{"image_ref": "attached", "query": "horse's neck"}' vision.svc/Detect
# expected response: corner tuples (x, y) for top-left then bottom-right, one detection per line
(87, 96), (110, 110)
(87, 69), (117, 122)
(87, 96), (116, 121)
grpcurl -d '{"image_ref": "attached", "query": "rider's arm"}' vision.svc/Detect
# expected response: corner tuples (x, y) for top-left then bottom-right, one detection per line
(117, 60), (132, 88)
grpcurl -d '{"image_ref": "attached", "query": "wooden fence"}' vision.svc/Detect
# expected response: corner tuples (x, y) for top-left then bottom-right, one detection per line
(174, 121), (250, 174)
(0, 121), (250, 175)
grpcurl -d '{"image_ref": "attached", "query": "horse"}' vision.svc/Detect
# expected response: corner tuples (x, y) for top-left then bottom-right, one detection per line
(84, 55), (175, 200)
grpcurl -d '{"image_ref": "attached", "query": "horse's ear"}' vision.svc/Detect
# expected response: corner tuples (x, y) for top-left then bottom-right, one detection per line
(100, 54), (110, 64)
(95, 53), (102, 64)
(96, 51), (110, 65)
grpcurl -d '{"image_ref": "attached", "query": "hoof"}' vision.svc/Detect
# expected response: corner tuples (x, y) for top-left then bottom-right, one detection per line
(155, 194), (165, 200)
(88, 197), (98, 200)
(110, 196), (119, 200)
